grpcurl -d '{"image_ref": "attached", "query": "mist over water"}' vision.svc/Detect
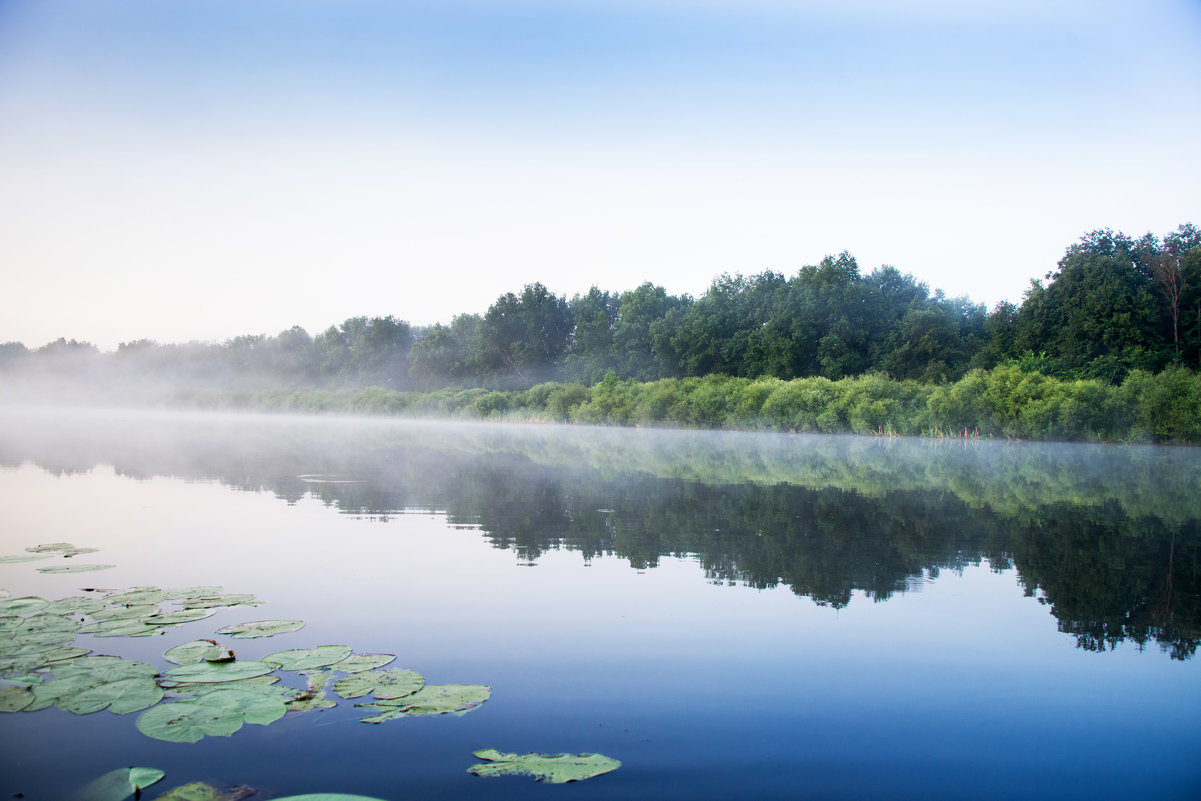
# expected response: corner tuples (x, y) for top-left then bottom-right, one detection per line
(1, 408), (1199, 799)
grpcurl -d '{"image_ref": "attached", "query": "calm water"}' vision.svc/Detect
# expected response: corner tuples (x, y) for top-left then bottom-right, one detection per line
(1, 409), (1199, 800)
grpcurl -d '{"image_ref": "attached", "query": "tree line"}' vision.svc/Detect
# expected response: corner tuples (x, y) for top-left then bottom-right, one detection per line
(2, 224), (1198, 393)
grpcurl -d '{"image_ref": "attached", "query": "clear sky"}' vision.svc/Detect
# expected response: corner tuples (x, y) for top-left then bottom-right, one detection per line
(1, 0), (1198, 350)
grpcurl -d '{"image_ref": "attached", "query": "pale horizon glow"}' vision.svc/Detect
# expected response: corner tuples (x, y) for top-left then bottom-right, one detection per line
(1, 0), (1198, 350)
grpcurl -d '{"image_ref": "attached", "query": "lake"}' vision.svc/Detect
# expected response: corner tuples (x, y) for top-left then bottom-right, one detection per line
(1, 408), (1199, 800)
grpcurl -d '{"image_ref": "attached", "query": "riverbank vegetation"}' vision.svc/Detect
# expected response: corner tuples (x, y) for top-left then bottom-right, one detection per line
(3, 224), (1199, 442)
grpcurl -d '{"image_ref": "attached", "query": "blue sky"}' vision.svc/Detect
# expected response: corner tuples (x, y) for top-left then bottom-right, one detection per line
(1, 0), (1199, 349)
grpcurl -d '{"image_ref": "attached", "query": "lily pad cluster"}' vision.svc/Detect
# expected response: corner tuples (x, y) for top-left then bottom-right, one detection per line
(0, 542), (111, 572)
(0, 583), (490, 743)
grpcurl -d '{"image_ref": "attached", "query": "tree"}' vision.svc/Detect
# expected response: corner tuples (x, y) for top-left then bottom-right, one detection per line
(481, 283), (572, 387)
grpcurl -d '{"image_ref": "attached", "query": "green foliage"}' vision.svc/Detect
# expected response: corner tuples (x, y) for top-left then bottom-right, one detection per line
(467, 749), (621, 783)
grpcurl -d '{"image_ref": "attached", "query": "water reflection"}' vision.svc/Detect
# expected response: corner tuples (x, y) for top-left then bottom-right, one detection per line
(1, 408), (1198, 659)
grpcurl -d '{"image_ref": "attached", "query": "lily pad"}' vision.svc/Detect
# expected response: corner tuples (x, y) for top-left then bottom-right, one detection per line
(52, 656), (159, 680)
(147, 609), (217, 626)
(105, 588), (166, 605)
(165, 660), (276, 683)
(271, 797), (390, 801)
(38, 564), (117, 574)
(262, 645), (352, 671)
(192, 686), (288, 725)
(216, 620), (304, 639)
(0, 596), (48, 614)
(136, 700), (245, 743)
(26, 543), (78, 553)
(0, 685), (34, 712)
(161, 586), (224, 601)
(467, 749), (621, 784)
(67, 766), (165, 801)
(163, 675), (279, 697)
(44, 597), (108, 615)
(329, 653), (395, 673)
(90, 604), (161, 621)
(153, 782), (258, 801)
(61, 676), (165, 715)
(163, 640), (235, 666)
(0, 554), (53, 563)
(333, 668), (423, 700)
(359, 683), (490, 722)
(183, 594), (259, 609)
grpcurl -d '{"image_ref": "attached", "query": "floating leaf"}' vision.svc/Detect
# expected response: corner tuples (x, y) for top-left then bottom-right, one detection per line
(193, 686), (287, 725)
(52, 656), (160, 682)
(104, 588), (166, 605)
(161, 586), (224, 602)
(262, 645), (352, 671)
(0, 554), (53, 563)
(26, 543), (77, 553)
(164, 640), (234, 665)
(11, 612), (80, 635)
(329, 653), (395, 673)
(44, 597), (107, 615)
(162, 675), (279, 698)
(183, 594), (259, 610)
(271, 796), (390, 801)
(137, 700), (245, 743)
(147, 609), (217, 626)
(333, 668), (423, 700)
(90, 604), (161, 621)
(216, 620), (304, 639)
(26, 674), (106, 711)
(152, 782), (258, 801)
(61, 676), (165, 715)
(165, 660), (276, 683)
(359, 683), (489, 722)
(467, 749), (621, 784)
(0, 686), (34, 712)
(67, 766), (165, 801)
(41, 645), (92, 663)
(0, 596), (48, 614)
(38, 564), (116, 574)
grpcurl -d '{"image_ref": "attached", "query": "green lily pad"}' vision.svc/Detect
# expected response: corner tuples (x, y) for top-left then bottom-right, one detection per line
(161, 586), (224, 601)
(163, 675), (279, 698)
(41, 645), (92, 663)
(44, 597), (108, 615)
(333, 668), (423, 700)
(359, 683), (490, 722)
(137, 700), (245, 743)
(147, 609), (217, 626)
(0, 596), (48, 614)
(52, 656), (160, 681)
(216, 620), (304, 639)
(11, 612), (80, 635)
(152, 782), (258, 801)
(467, 749), (621, 784)
(67, 766), (165, 801)
(104, 587), (166, 605)
(164, 640), (235, 666)
(262, 645), (352, 671)
(182, 594), (259, 609)
(0, 554), (53, 563)
(271, 797), (390, 801)
(26, 543), (77, 553)
(192, 686), (287, 725)
(7, 629), (80, 651)
(0, 685), (34, 712)
(61, 547), (101, 558)
(61, 676), (165, 715)
(329, 653), (396, 673)
(38, 564), (116, 574)
(165, 660), (276, 683)
(90, 604), (161, 621)
(26, 673), (106, 711)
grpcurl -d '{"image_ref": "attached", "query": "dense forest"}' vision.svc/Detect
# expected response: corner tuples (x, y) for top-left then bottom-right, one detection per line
(3, 225), (1200, 441)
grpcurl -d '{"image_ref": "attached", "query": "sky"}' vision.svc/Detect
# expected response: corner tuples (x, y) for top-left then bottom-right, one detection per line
(0, 0), (1199, 351)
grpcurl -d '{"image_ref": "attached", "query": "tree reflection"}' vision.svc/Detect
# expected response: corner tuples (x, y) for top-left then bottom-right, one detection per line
(1, 413), (1197, 659)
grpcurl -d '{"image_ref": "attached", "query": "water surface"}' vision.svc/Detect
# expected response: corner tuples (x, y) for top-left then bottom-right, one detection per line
(1, 409), (1198, 800)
